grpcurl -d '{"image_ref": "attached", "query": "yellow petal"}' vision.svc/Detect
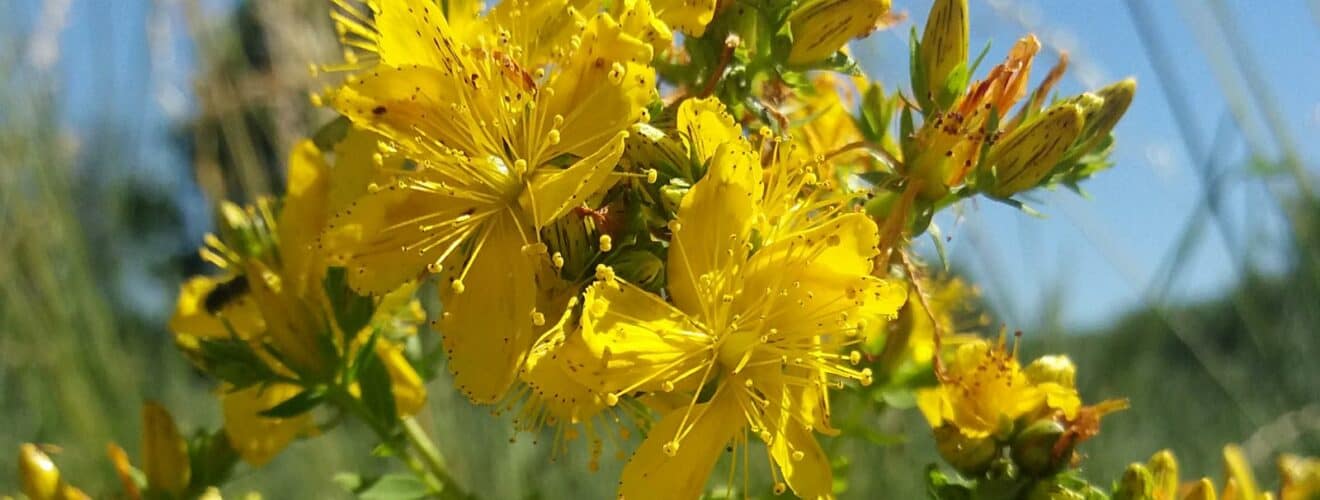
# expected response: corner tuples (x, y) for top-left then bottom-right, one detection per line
(329, 65), (497, 161)
(561, 278), (711, 396)
(668, 140), (760, 314)
(328, 127), (396, 216)
(1223, 445), (1263, 500)
(916, 387), (951, 429)
(523, 131), (627, 227)
(438, 213), (540, 403)
(676, 97), (741, 165)
(771, 417), (833, 499)
(618, 392), (742, 500)
(141, 401), (190, 495)
(329, 172), (492, 296)
(372, 0), (467, 69)
(169, 275), (264, 340)
(222, 384), (316, 466)
(740, 213), (903, 335)
(280, 140), (331, 294)
(540, 12), (655, 159)
(487, 0), (595, 68)
(1036, 381), (1082, 419)
(378, 340), (427, 416)
(652, 0), (718, 36)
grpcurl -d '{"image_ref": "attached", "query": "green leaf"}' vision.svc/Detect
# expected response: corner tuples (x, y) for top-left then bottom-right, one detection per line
(928, 223), (950, 272)
(346, 327), (383, 384)
(925, 465), (973, 500)
(187, 428), (239, 494)
(312, 116), (352, 151)
(358, 348), (399, 429)
(325, 267), (378, 336)
(258, 386), (326, 418)
(197, 337), (279, 390)
(356, 474), (429, 500)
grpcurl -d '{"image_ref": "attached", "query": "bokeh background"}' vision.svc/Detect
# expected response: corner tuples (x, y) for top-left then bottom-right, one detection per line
(1, 0), (1317, 497)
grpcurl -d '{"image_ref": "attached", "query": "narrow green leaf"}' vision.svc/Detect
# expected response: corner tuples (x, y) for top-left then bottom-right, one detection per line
(259, 386), (326, 418)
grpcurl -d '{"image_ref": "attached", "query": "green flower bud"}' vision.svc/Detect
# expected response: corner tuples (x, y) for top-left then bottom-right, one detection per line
(1147, 449), (1180, 500)
(1113, 462), (1155, 500)
(788, 0), (892, 66)
(917, 0), (969, 109)
(1025, 355), (1077, 388)
(1011, 419), (1069, 477)
(934, 425), (1000, 475)
(983, 103), (1085, 198)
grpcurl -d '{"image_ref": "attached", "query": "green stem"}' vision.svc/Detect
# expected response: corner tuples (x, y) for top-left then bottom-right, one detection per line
(329, 389), (447, 495)
(402, 417), (472, 500)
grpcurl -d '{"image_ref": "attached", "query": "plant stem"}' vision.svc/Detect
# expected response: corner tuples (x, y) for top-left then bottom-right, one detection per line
(328, 389), (451, 496)
(402, 417), (472, 500)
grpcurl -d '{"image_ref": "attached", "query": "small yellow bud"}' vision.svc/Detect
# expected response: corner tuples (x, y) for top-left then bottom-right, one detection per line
(1184, 478), (1218, 500)
(984, 103), (1085, 197)
(1147, 450), (1180, 500)
(1113, 462), (1155, 500)
(18, 444), (61, 500)
(787, 0), (892, 66)
(1070, 78), (1137, 155)
(1025, 354), (1077, 388)
(142, 402), (191, 496)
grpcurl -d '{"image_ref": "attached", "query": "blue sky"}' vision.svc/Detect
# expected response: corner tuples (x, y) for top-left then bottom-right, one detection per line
(20, 0), (1320, 331)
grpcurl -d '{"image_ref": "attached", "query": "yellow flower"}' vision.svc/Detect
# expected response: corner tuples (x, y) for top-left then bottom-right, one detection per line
(323, 0), (658, 404)
(169, 138), (429, 465)
(558, 101), (903, 498)
(917, 336), (1045, 439)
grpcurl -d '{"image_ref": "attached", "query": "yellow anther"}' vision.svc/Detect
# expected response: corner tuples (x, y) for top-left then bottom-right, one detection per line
(599, 234), (613, 252)
(662, 441), (679, 457)
(552, 252), (565, 269)
(645, 168), (658, 183)
(547, 129), (561, 145)
(451, 280), (466, 294)
(531, 310), (546, 326)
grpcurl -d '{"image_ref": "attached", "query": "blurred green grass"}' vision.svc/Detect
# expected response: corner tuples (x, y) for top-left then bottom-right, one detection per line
(1, 0), (1316, 498)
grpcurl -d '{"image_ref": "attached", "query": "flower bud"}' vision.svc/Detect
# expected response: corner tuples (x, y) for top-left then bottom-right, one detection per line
(18, 444), (61, 500)
(1011, 419), (1069, 477)
(917, 0), (969, 109)
(1069, 78), (1136, 157)
(1113, 462), (1155, 500)
(933, 425), (999, 475)
(1147, 449), (1180, 500)
(1184, 478), (1218, 500)
(983, 102), (1084, 198)
(788, 0), (892, 66)
(142, 402), (191, 496)
(1025, 355), (1077, 388)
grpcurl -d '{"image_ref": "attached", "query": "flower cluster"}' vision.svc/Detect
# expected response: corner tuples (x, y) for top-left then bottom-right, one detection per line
(35, 1), (1317, 499)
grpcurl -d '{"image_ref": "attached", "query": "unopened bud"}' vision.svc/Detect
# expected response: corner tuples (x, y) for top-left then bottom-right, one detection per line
(933, 425), (998, 475)
(1184, 478), (1218, 500)
(1113, 462), (1155, 500)
(19, 444), (61, 500)
(983, 103), (1084, 197)
(1011, 419), (1070, 477)
(1025, 355), (1077, 388)
(1068, 78), (1136, 157)
(142, 402), (191, 495)
(917, 0), (970, 109)
(1147, 449), (1179, 500)
(787, 0), (892, 66)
